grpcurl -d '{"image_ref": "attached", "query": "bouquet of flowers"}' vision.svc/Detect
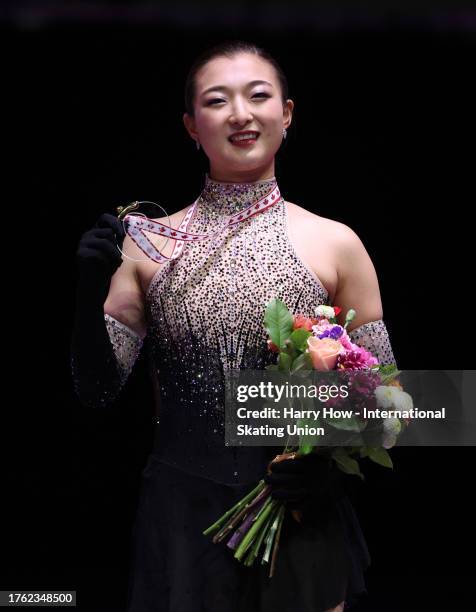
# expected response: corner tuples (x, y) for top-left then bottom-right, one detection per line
(203, 299), (412, 577)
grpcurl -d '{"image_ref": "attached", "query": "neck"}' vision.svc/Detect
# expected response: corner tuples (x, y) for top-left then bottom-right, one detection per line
(207, 162), (276, 184)
(197, 172), (279, 217)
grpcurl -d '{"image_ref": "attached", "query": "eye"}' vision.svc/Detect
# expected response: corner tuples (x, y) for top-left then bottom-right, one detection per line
(205, 92), (270, 106)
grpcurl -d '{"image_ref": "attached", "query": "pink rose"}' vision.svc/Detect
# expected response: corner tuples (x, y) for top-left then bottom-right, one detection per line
(307, 337), (342, 371)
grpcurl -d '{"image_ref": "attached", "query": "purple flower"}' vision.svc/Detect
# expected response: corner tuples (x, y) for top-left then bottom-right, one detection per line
(329, 325), (344, 340)
(318, 325), (344, 341)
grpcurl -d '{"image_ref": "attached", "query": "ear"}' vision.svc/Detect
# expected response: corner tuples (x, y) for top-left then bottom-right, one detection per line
(183, 112), (198, 139)
(283, 99), (294, 130)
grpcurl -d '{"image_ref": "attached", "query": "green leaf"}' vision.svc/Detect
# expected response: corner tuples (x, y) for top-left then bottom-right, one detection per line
(278, 351), (292, 372)
(282, 338), (297, 360)
(290, 351), (313, 373)
(322, 415), (367, 432)
(331, 449), (365, 480)
(368, 447), (393, 469)
(378, 364), (398, 375)
(378, 364), (402, 385)
(296, 417), (323, 450)
(298, 443), (313, 455)
(264, 298), (293, 350)
(289, 327), (312, 352)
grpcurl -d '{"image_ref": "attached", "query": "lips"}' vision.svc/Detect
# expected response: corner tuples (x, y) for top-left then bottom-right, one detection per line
(228, 131), (260, 142)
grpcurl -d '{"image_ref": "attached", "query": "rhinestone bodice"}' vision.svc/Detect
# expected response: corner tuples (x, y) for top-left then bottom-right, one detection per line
(144, 174), (330, 485)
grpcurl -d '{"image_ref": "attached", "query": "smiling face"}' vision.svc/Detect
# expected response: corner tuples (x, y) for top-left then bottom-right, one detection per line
(183, 52), (294, 182)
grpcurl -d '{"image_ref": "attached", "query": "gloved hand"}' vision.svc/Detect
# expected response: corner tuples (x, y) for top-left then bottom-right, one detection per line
(71, 212), (128, 409)
(75, 212), (126, 306)
(264, 452), (345, 525)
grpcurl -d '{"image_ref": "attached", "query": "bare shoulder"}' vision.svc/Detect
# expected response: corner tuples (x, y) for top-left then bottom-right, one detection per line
(285, 200), (361, 251)
(286, 200), (384, 327)
(150, 202), (195, 225)
(284, 200), (372, 303)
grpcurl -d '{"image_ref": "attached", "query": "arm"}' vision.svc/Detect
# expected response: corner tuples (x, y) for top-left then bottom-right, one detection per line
(70, 214), (147, 409)
(102, 238), (147, 383)
(333, 225), (398, 367)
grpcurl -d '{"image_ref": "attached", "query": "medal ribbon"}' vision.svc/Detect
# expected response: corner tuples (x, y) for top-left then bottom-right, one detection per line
(123, 184), (281, 264)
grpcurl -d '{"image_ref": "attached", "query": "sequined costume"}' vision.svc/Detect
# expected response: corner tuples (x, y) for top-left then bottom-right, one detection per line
(75, 174), (398, 611)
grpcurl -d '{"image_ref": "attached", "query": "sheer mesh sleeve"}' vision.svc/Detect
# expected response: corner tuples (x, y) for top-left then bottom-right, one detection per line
(348, 319), (397, 367)
(70, 313), (145, 409)
(104, 313), (145, 384)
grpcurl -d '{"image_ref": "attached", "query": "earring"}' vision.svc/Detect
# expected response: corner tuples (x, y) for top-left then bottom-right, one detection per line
(196, 139), (201, 150)
(282, 128), (287, 139)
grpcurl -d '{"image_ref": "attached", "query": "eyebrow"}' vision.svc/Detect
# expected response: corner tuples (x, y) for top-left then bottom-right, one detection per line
(200, 80), (274, 97)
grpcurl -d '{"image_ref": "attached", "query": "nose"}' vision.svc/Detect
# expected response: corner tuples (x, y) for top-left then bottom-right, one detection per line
(229, 97), (253, 125)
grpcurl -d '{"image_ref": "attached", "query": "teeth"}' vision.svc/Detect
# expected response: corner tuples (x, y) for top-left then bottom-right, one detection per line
(231, 133), (258, 142)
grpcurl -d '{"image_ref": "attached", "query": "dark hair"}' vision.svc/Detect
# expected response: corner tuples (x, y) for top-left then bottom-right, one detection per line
(184, 40), (289, 118)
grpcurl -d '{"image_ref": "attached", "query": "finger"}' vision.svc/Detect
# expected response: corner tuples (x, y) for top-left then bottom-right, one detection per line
(80, 230), (117, 248)
(82, 236), (122, 255)
(95, 214), (126, 237)
(264, 473), (305, 486)
(271, 488), (307, 502)
(95, 213), (118, 227)
(269, 458), (308, 474)
(77, 247), (106, 263)
(86, 228), (116, 240)
(284, 454), (332, 475)
(271, 489), (309, 502)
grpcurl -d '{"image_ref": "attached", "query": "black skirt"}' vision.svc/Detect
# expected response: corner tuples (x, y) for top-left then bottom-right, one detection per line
(126, 455), (371, 612)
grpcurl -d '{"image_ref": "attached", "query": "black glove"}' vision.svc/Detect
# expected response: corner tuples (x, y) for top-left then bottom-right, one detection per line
(75, 212), (126, 305)
(264, 452), (346, 525)
(70, 213), (127, 409)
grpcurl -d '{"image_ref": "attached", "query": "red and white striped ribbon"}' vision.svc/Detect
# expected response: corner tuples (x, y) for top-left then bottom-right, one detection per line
(124, 184), (281, 264)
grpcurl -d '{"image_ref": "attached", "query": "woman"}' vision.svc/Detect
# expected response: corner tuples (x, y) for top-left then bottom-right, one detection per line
(71, 40), (397, 612)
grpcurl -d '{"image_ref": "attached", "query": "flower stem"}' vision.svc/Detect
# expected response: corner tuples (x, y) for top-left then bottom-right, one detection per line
(234, 498), (279, 562)
(202, 480), (265, 536)
(261, 504), (282, 565)
(226, 494), (269, 551)
(243, 499), (281, 567)
(212, 485), (270, 544)
(269, 505), (286, 578)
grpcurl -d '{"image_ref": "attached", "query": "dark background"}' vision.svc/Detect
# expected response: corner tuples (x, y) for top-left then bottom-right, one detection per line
(4, 1), (475, 610)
